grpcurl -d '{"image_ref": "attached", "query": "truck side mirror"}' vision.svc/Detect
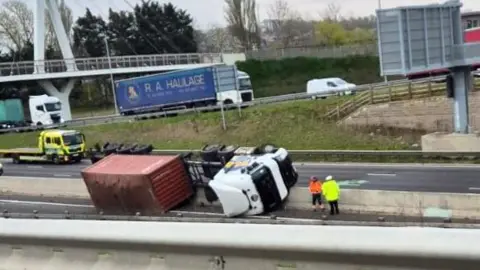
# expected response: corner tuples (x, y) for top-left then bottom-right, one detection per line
(446, 74), (454, 98)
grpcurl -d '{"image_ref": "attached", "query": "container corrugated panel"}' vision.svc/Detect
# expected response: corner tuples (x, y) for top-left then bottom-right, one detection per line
(0, 101), (6, 122)
(4, 99), (24, 122)
(81, 154), (193, 214)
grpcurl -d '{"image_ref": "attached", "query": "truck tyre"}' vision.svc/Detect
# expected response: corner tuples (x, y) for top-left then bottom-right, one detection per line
(204, 185), (218, 203)
(117, 144), (136, 154)
(131, 144), (153, 155)
(217, 145), (238, 164)
(12, 155), (20, 164)
(52, 155), (60, 165)
(201, 144), (223, 162)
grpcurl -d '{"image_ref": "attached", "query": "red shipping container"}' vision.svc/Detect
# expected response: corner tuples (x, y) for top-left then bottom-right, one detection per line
(81, 154), (194, 214)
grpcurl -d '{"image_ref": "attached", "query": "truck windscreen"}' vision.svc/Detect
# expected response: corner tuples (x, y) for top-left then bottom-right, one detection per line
(62, 134), (83, 146)
(45, 102), (61, 112)
(238, 78), (252, 90)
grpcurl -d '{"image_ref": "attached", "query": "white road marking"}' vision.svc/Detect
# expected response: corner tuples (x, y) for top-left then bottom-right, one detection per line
(468, 187), (480, 191)
(53, 174), (72, 177)
(367, 173), (396, 177)
(296, 162), (480, 169)
(0, 199), (93, 208)
(27, 165), (43, 169)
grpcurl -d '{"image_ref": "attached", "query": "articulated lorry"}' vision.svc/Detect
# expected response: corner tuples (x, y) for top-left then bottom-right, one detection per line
(114, 65), (254, 115)
(0, 129), (86, 164)
(81, 144), (298, 217)
(0, 95), (65, 129)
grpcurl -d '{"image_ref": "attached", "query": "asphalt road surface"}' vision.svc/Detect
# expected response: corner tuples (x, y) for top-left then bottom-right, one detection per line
(2, 160), (480, 193)
(0, 194), (471, 224)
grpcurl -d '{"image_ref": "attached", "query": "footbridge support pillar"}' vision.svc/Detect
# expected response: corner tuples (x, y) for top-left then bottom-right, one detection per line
(38, 79), (77, 121)
(34, 0), (76, 73)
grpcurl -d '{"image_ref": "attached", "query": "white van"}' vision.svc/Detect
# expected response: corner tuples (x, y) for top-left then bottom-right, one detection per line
(306, 77), (357, 99)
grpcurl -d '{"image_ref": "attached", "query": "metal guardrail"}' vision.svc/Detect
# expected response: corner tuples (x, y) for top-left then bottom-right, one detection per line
(149, 149), (480, 160)
(1, 219), (479, 269)
(0, 76), (443, 134)
(0, 53), (222, 76)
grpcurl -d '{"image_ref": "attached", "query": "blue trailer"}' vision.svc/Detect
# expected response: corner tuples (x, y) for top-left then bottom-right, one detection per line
(115, 66), (225, 115)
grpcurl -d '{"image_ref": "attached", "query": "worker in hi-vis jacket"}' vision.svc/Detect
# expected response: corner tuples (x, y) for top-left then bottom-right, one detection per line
(308, 176), (325, 211)
(322, 175), (340, 215)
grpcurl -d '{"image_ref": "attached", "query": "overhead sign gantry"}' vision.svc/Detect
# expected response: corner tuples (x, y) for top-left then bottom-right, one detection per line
(376, 0), (480, 133)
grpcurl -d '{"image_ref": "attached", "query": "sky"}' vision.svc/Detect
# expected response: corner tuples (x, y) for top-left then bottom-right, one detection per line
(5, 0), (480, 29)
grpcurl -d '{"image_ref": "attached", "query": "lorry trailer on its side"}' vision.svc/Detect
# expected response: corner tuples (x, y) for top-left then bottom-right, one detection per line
(114, 65), (254, 115)
(80, 144), (298, 217)
(0, 129), (86, 164)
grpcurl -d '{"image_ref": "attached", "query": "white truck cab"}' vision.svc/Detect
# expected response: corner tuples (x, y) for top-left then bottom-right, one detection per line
(307, 77), (357, 99)
(216, 70), (254, 105)
(205, 146), (298, 217)
(29, 95), (64, 126)
(0, 161), (3, 176)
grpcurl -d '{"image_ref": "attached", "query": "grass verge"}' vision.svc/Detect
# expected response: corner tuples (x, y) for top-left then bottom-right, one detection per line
(0, 96), (420, 158)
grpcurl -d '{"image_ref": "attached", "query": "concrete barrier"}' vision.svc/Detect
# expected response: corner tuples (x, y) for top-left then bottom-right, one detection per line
(3, 219), (480, 269)
(1, 177), (479, 218)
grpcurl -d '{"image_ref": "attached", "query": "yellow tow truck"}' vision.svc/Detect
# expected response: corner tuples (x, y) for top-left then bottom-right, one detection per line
(0, 129), (86, 164)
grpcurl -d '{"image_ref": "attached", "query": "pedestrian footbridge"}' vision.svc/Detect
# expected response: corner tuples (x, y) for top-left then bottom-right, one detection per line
(0, 53), (226, 83)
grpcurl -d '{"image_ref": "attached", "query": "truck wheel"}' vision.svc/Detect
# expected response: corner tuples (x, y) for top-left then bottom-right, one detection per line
(12, 155), (20, 164)
(52, 155), (60, 165)
(204, 185), (218, 203)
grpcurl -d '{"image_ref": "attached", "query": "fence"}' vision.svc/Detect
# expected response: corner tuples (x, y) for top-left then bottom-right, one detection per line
(1, 218), (479, 269)
(324, 77), (480, 121)
(148, 149), (480, 163)
(246, 43), (378, 60)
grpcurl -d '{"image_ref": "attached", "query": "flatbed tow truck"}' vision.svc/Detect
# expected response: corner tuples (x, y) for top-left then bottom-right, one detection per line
(0, 129), (86, 164)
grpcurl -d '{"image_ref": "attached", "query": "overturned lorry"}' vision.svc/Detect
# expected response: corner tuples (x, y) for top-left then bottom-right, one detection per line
(81, 144), (298, 217)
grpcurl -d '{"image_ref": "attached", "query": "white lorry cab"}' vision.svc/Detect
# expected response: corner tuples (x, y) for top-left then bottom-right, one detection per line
(29, 95), (64, 126)
(307, 77), (357, 99)
(216, 70), (254, 105)
(202, 145), (298, 217)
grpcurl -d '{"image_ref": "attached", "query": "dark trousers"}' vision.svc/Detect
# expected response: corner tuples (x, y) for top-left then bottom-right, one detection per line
(328, 200), (339, 215)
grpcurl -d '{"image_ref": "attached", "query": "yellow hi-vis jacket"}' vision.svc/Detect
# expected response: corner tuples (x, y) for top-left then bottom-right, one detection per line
(322, 179), (340, 201)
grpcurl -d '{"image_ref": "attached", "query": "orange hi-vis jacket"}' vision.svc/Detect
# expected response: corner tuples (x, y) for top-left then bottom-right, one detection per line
(309, 180), (322, 194)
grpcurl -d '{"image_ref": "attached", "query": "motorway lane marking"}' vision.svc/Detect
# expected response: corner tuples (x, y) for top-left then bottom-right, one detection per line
(367, 173), (396, 177)
(468, 187), (480, 191)
(27, 165), (43, 169)
(53, 174), (72, 177)
(0, 199), (93, 208)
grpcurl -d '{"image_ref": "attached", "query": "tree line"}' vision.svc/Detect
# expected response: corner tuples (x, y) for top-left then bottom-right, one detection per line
(0, 0), (377, 61)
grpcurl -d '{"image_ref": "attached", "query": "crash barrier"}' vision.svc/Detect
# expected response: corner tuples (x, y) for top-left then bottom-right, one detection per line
(0, 219), (480, 270)
(150, 148), (480, 161)
(1, 177), (479, 219)
(0, 75), (466, 134)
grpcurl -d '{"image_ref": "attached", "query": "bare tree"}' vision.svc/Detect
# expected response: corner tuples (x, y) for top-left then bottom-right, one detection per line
(321, 2), (342, 22)
(197, 25), (242, 52)
(0, 0), (73, 54)
(224, 0), (261, 50)
(0, 0), (33, 51)
(266, 0), (305, 47)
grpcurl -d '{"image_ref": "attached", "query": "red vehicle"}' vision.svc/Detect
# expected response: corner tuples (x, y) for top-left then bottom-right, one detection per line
(407, 27), (480, 80)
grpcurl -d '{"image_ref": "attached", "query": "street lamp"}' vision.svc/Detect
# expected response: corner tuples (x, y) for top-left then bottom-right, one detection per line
(103, 36), (119, 115)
